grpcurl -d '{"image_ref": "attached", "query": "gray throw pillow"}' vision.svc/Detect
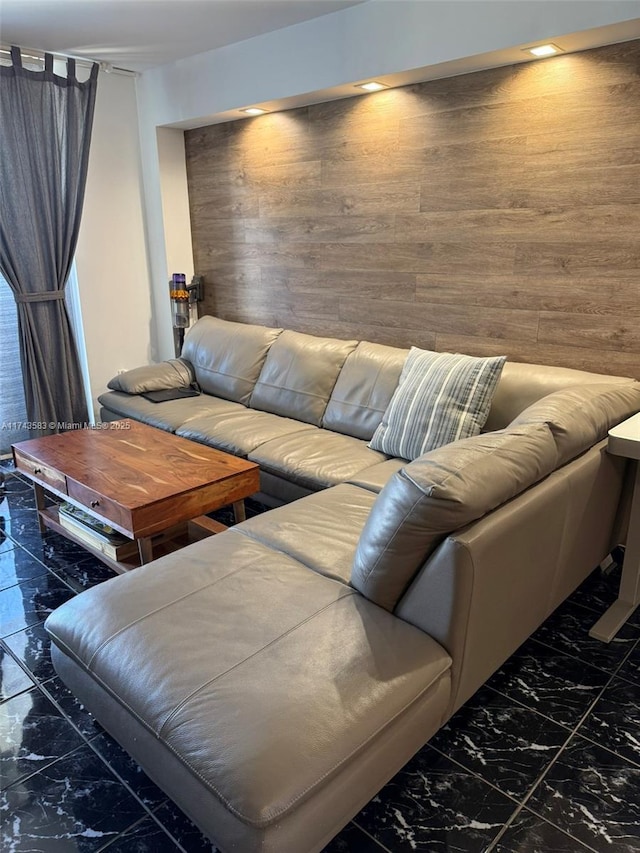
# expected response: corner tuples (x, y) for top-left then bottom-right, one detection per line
(107, 358), (194, 394)
(369, 347), (506, 460)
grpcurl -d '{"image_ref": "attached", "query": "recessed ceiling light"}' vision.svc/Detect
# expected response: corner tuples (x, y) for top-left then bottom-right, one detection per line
(525, 43), (562, 58)
(241, 107), (269, 116)
(356, 81), (388, 92)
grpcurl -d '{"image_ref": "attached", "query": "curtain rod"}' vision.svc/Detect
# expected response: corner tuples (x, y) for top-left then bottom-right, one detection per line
(0, 45), (138, 77)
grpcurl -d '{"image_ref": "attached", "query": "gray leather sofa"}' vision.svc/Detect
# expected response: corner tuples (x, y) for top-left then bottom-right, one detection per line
(46, 316), (640, 853)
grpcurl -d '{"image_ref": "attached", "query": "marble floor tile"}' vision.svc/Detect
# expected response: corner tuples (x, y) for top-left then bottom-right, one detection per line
(355, 745), (516, 852)
(486, 637), (610, 728)
(19, 526), (90, 564)
(151, 800), (221, 852)
(0, 500), (35, 522)
(578, 676), (640, 766)
(0, 687), (86, 790)
(89, 732), (167, 809)
(429, 686), (569, 799)
(210, 497), (270, 527)
(573, 573), (640, 628)
(0, 572), (74, 639)
(617, 642), (640, 687)
(323, 822), (388, 852)
(3, 621), (56, 683)
(98, 816), (183, 852)
(208, 504), (235, 527)
(1, 743), (149, 852)
(532, 599), (639, 672)
(0, 483), (40, 513)
(0, 530), (14, 554)
(38, 539), (109, 581)
(0, 643), (34, 703)
(8, 524), (48, 555)
(492, 808), (594, 852)
(42, 675), (104, 739)
(0, 542), (49, 592)
(49, 552), (118, 592)
(3, 510), (42, 543)
(570, 562), (623, 614)
(527, 736), (640, 852)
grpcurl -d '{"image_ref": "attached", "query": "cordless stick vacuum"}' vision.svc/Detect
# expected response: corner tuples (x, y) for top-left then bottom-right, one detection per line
(169, 274), (204, 356)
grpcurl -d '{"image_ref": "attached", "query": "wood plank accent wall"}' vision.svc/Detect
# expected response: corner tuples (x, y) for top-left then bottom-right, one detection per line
(185, 40), (640, 377)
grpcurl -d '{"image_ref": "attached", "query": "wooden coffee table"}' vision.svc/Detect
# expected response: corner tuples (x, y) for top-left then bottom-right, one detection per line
(12, 419), (260, 573)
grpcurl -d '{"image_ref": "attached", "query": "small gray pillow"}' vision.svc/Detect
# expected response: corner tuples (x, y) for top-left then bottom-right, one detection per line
(107, 358), (194, 394)
(369, 348), (506, 460)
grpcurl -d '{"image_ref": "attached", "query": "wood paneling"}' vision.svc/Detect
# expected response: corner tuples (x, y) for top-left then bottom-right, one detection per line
(244, 215), (397, 243)
(185, 40), (640, 378)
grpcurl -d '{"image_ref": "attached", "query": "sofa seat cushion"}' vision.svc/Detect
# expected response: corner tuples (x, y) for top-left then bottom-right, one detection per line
(249, 429), (389, 491)
(45, 532), (451, 829)
(97, 390), (240, 433)
(250, 330), (358, 426)
(176, 408), (315, 458)
(347, 459), (407, 493)
(236, 483), (378, 584)
(181, 315), (283, 405)
(353, 422), (559, 611)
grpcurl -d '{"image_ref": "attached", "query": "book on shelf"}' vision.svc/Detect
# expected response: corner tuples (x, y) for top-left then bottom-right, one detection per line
(57, 502), (138, 560)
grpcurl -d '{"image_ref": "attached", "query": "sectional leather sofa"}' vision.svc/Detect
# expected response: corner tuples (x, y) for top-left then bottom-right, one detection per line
(46, 316), (640, 852)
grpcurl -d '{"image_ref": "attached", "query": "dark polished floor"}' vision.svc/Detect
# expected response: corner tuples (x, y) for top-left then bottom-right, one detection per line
(1, 459), (639, 853)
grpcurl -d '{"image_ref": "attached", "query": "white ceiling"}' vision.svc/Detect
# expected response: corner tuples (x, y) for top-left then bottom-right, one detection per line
(0, 0), (366, 71)
(2, 0), (639, 125)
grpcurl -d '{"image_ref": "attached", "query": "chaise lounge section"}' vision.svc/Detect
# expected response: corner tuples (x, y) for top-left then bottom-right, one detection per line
(46, 316), (640, 852)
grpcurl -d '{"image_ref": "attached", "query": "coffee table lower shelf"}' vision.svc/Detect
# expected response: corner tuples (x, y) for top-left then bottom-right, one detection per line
(39, 506), (227, 575)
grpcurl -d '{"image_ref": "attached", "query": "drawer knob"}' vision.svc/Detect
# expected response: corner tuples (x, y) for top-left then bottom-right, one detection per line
(34, 467), (42, 474)
(90, 500), (100, 508)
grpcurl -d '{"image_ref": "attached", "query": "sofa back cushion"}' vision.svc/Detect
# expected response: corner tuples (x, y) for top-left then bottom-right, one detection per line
(250, 330), (358, 426)
(181, 316), (282, 406)
(485, 361), (634, 431)
(512, 381), (640, 465)
(351, 423), (558, 611)
(323, 341), (408, 440)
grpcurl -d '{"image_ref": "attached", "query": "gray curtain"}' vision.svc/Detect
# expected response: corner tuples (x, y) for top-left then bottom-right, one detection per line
(0, 47), (98, 435)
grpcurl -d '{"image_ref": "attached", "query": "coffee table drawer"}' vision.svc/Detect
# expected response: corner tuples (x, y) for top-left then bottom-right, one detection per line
(67, 480), (130, 532)
(13, 449), (67, 493)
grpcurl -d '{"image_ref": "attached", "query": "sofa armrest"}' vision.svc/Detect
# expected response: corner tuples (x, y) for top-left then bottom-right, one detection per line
(351, 423), (558, 612)
(107, 358), (195, 394)
(395, 440), (626, 719)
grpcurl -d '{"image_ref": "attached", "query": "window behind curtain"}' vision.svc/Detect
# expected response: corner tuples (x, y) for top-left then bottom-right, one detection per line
(0, 269), (92, 454)
(0, 274), (29, 453)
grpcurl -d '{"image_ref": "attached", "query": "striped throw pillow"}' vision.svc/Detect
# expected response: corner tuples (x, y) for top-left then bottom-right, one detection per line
(369, 348), (506, 460)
